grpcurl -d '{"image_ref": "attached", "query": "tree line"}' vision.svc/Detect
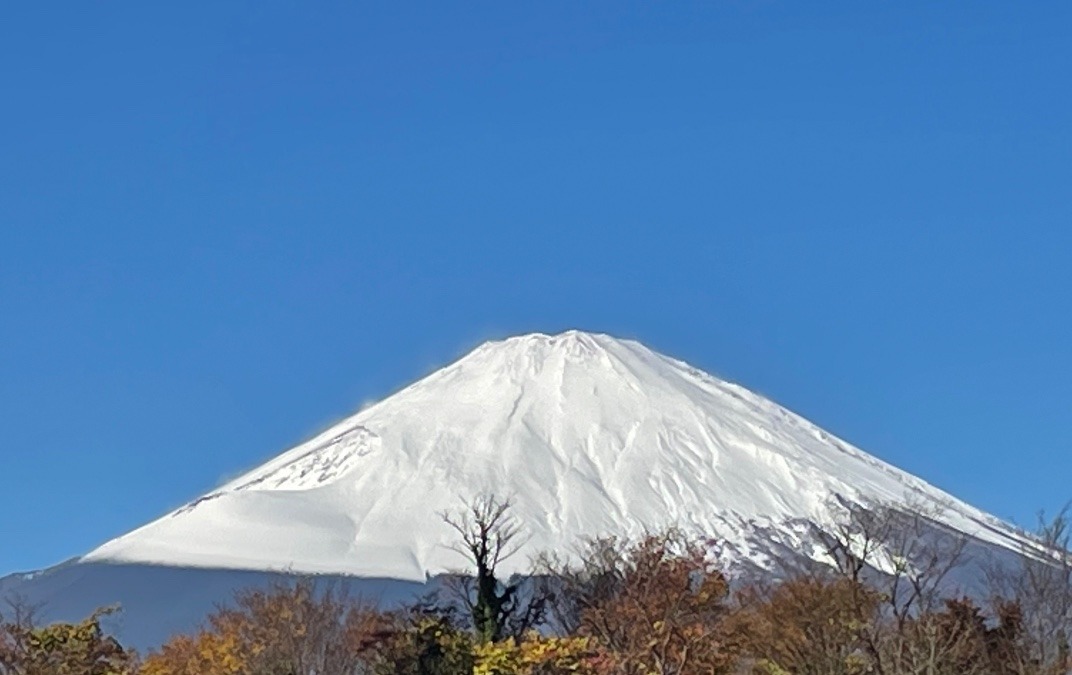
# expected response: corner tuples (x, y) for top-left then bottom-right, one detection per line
(3, 494), (1071, 674)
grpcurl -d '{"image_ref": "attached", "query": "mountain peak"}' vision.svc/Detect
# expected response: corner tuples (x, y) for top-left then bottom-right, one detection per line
(496, 328), (612, 345)
(474, 330), (631, 364)
(84, 333), (1024, 582)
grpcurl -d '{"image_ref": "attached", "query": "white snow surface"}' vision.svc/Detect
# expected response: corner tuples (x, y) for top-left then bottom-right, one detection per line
(84, 331), (1025, 581)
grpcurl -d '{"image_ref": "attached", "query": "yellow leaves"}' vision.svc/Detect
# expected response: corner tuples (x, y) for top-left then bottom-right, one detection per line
(473, 639), (517, 674)
(471, 634), (605, 675)
(1, 608), (134, 675)
(140, 629), (250, 675)
(376, 615), (476, 674)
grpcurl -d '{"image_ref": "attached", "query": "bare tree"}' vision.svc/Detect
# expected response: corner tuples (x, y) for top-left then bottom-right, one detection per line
(807, 495), (974, 675)
(534, 535), (625, 636)
(440, 494), (546, 643)
(988, 505), (1072, 673)
(0, 597), (38, 675)
(811, 496), (968, 616)
(810, 495), (900, 585)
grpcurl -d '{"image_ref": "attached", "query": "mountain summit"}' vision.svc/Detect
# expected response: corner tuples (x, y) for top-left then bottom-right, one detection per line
(83, 331), (1023, 581)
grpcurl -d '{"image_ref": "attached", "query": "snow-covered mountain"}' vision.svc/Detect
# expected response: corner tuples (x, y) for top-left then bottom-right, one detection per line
(82, 330), (1024, 577)
(2, 331), (1029, 647)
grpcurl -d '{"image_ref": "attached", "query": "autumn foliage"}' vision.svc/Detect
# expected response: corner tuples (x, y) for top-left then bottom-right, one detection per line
(561, 532), (741, 674)
(140, 581), (389, 675)
(9, 499), (1072, 674)
(734, 576), (879, 675)
(0, 605), (134, 675)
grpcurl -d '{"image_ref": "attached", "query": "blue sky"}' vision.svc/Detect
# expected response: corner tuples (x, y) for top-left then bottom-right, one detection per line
(1, 3), (1069, 574)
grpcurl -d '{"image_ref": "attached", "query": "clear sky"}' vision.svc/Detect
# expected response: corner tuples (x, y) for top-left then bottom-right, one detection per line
(1, 3), (1069, 575)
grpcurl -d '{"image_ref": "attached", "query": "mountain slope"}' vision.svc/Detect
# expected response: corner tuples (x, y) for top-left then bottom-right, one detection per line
(82, 330), (1026, 581)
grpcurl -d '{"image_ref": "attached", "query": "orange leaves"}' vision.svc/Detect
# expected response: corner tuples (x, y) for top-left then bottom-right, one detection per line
(734, 576), (879, 675)
(140, 580), (389, 675)
(140, 631), (248, 675)
(567, 532), (740, 675)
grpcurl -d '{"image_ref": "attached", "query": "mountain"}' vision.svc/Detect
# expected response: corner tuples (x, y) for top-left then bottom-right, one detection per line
(1, 331), (1029, 647)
